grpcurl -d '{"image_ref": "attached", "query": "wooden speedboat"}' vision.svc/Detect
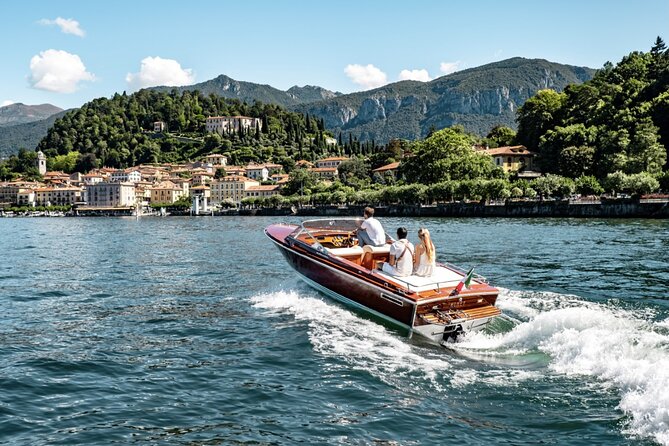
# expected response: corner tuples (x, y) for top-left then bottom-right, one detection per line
(265, 218), (501, 344)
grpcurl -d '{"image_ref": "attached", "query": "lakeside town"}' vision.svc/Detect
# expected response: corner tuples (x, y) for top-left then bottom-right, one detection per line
(0, 115), (551, 217)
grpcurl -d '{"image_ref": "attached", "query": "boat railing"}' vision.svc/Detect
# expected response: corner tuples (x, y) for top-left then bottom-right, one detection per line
(439, 262), (489, 284)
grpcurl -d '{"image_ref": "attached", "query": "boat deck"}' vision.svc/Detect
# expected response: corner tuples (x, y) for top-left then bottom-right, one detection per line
(325, 245), (486, 297)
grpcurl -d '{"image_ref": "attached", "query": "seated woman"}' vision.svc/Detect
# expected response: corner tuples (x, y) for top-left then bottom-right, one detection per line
(382, 227), (414, 277)
(413, 227), (436, 277)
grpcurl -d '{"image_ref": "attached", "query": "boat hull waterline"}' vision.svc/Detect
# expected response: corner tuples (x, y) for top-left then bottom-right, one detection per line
(265, 220), (502, 345)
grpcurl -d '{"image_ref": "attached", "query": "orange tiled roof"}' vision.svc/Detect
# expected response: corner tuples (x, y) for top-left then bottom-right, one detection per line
(372, 161), (400, 173)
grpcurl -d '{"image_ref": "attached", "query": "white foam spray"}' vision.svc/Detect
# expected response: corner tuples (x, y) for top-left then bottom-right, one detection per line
(455, 288), (669, 445)
(252, 288), (669, 445)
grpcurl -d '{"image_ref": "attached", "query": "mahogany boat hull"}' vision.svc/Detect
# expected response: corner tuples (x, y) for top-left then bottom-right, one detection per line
(265, 221), (501, 344)
(272, 235), (416, 327)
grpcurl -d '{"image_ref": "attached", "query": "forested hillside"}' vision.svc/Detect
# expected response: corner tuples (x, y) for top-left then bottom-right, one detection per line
(515, 37), (669, 179)
(35, 89), (336, 170)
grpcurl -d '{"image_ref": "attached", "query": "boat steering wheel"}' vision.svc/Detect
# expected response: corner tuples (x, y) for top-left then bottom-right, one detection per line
(331, 232), (357, 248)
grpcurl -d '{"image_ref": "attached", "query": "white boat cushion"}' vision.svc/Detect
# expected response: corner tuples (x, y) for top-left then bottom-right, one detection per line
(362, 245), (391, 254)
(376, 265), (469, 292)
(326, 246), (365, 257)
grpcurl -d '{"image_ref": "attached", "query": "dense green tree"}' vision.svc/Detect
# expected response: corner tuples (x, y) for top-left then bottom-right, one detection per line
(485, 125), (516, 148)
(574, 175), (604, 196)
(530, 174), (574, 199)
(338, 157), (370, 186)
(558, 145), (596, 177)
(282, 168), (318, 196)
(399, 127), (497, 184)
(539, 124), (598, 175)
(47, 151), (80, 173)
(515, 38), (669, 180)
(516, 89), (566, 151)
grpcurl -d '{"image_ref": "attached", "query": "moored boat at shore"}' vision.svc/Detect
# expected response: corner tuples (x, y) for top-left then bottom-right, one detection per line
(265, 218), (501, 345)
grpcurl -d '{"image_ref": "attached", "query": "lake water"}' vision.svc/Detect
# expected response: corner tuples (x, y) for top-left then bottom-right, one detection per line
(1, 216), (668, 445)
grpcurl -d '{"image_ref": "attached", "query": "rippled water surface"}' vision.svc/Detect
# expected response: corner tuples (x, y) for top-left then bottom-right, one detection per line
(1, 216), (668, 445)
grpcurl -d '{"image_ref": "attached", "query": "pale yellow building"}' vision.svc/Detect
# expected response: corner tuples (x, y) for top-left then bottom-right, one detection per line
(245, 184), (281, 199)
(483, 145), (535, 173)
(211, 175), (260, 204)
(150, 181), (185, 205)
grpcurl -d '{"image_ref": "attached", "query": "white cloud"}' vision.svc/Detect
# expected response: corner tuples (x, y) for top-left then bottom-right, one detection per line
(1, 100), (15, 107)
(39, 17), (85, 37)
(440, 61), (462, 75)
(398, 69), (432, 82)
(344, 64), (387, 90)
(29, 49), (95, 93)
(126, 57), (195, 90)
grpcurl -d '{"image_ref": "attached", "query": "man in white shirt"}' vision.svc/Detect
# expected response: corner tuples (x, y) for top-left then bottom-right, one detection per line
(382, 227), (414, 277)
(356, 206), (386, 247)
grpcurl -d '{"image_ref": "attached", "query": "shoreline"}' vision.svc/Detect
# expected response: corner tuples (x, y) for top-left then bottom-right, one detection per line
(3, 199), (668, 219)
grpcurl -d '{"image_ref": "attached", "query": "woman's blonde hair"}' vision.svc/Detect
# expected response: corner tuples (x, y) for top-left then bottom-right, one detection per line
(418, 228), (435, 263)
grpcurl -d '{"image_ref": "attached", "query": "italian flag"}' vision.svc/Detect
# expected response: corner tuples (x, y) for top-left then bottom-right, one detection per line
(453, 267), (474, 295)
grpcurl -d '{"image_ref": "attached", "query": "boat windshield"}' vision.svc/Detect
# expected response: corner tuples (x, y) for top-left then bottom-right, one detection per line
(289, 218), (364, 249)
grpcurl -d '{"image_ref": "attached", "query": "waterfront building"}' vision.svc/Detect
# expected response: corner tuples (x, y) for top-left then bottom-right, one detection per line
(16, 189), (36, 206)
(43, 171), (71, 185)
(0, 181), (40, 205)
(85, 182), (136, 207)
(192, 171), (214, 186)
(223, 166), (247, 177)
(270, 173), (290, 185)
(191, 185), (211, 214)
(83, 173), (104, 185)
(296, 160), (314, 169)
(210, 175), (259, 204)
(245, 184), (281, 199)
(372, 161), (400, 175)
(205, 116), (262, 134)
(69, 172), (84, 186)
(150, 180), (185, 205)
(34, 187), (83, 206)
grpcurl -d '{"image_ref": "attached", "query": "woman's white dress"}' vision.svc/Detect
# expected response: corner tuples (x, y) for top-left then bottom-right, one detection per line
(414, 251), (435, 277)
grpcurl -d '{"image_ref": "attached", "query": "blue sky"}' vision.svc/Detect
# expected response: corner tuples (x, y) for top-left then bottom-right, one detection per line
(1, 0), (667, 110)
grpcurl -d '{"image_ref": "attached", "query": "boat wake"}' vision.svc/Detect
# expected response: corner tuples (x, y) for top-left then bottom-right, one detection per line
(252, 287), (669, 445)
(455, 288), (669, 446)
(251, 289), (454, 391)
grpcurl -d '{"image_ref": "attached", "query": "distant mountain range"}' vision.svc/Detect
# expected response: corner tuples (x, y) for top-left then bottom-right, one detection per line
(293, 58), (596, 142)
(151, 74), (343, 107)
(154, 58), (595, 143)
(0, 57), (596, 158)
(0, 110), (69, 159)
(0, 103), (63, 127)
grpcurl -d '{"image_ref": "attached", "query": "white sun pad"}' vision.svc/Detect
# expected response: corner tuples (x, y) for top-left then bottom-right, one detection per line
(374, 265), (468, 292)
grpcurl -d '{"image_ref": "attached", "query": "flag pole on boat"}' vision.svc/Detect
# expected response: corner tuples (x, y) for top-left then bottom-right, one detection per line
(451, 267), (474, 295)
